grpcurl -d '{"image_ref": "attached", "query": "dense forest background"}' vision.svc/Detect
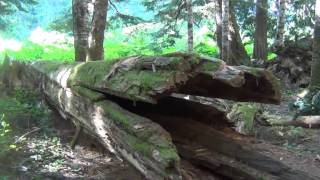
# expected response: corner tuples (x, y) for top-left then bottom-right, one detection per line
(0, 0), (315, 62)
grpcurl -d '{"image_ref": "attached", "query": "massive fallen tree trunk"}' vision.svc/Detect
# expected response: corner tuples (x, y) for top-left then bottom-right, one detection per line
(37, 52), (280, 104)
(7, 61), (180, 179)
(2, 53), (317, 179)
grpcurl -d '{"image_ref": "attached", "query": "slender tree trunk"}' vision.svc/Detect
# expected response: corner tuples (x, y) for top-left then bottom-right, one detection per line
(310, 0), (320, 88)
(253, 0), (268, 61)
(221, 0), (230, 62)
(186, 0), (194, 52)
(215, 0), (222, 52)
(72, 0), (91, 62)
(274, 0), (285, 48)
(215, 0), (248, 65)
(88, 0), (109, 61)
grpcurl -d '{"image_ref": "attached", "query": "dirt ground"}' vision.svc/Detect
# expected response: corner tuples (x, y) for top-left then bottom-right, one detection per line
(253, 88), (320, 178)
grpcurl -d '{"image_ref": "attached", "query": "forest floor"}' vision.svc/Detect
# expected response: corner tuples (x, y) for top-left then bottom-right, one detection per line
(0, 88), (143, 180)
(0, 86), (320, 179)
(253, 88), (320, 178)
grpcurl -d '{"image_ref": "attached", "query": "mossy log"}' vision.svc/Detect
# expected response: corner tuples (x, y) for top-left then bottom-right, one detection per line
(0, 52), (287, 179)
(30, 52), (280, 104)
(227, 102), (260, 135)
(110, 94), (318, 180)
(8, 61), (181, 179)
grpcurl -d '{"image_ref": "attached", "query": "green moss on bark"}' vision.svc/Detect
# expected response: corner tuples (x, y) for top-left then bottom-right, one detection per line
(229, 103), (259, 134)
(72, 86), (105, 102)
(33, 61), (70, 75)
(68, 60), (117, 87)
(201, 60), (223, 72)
(96, 100), (180, 168)
(98, 101), (132, 129)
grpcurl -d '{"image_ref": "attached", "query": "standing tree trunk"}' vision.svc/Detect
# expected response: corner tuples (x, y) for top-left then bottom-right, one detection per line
(229, 4), (249, 65)
(310, 0), (320, 88)
(215, 0), (248, 65)
(72, 0), (91, 62)
(221, 0), (230, 62)
(253, 0), (268, 61)
(186, 0), (193, 52)
(215, 0), (222, 52)
(73, 0), (108, 62)
(88, 0), (109, 61)
(274, 0), (286, 48)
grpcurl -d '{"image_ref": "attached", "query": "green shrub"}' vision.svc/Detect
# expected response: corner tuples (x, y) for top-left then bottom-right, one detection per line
(4, 41), (74, 62)
(194, 42), (219, 57)
(245, 42), (277, 60)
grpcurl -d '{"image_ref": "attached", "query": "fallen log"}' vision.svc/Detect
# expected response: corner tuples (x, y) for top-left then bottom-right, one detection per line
(29, 52), (280, 104)
(271, 116), (320, 128)
(177, 143), (276, 180)
(105, 93), (318, 180)
(9, 61), (181, 179)
(0, 53), (295, 179)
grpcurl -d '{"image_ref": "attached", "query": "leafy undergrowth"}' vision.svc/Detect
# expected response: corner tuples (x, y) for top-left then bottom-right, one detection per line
(0, 88), (141, 179)
(2, 41), (277, 63)
(0, 29), (278, 63)
(244, 42), (277, 61)
(2, 40), (219, 62)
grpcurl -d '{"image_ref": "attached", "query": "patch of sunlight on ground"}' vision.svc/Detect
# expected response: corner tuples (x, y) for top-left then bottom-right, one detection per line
(29, 27), (73, 47)
(0, 37), (23, 52)
(0, 36), (23, 60)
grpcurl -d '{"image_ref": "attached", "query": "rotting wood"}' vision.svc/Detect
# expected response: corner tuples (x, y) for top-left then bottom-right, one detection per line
(91, 87), (317, 179)
(37, 52), (280, 104)
(0, 52), (288, 179)
(119, 96), (318, 180)
(7, 60), (182, 180)
(271, 115), (320, 128)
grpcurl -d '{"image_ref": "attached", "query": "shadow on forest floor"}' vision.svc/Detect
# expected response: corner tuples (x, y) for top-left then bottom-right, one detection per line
(0, 87), (143, 180)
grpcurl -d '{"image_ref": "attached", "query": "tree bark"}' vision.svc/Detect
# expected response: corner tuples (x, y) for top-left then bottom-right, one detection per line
(215, 0), (222, 52)
(64, 53), (281, 104)
(186, 0), (193, 52)
(73, 0), (108, 62)
(310, 0), (320, 88)
(215, 0), (249, 65)
(271, 116), (320, 128)
(3, 56), (317, 180)
(274, 0), (286, 48)
(253, 0), (268, 61)
(15, 62), (182, 180)
(229, 4), (249, 65)
(72, 0), (91, 62)
(221, 0), (230, 62)
(88, 0), (108, 61)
